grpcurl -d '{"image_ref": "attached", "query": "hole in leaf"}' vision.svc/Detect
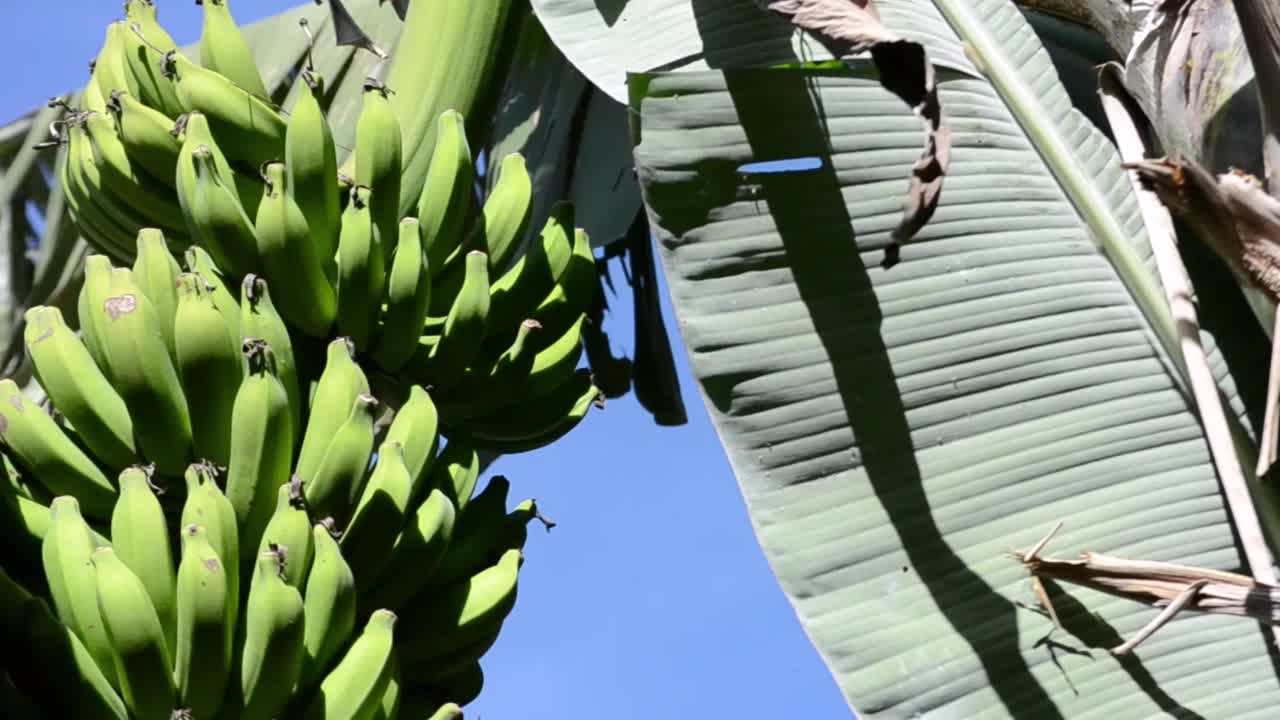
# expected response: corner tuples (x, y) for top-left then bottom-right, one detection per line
(737, 157), (823, 174)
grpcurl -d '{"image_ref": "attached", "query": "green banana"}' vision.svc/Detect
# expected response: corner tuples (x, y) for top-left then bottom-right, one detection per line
(355, 79), (403, 257)
(372, 217), (432, 371)
(517, 313), (587, 401)
(436, 318), (541, 421)
(417, 110), (473, 274)
(1, 568), (127, 720)
(183, 244), (241, 341)
(92, 546), (177, 720)
(179, 462), (239, 646)
(80, 111), (188, 234)
(198, 0), (270, 99)
(6, 468), (110, 550)
(526, 228), (598, 352)
(474, 152), (532, 275)
(173, 523), (231, 720)
(363, 488), (456, 612)
(427, 440), (480, 513)
(101, 267), (193, 475)
(161, 50), (285, 171)
(41, 496), (116, 685)
(373, 653), (403, 720)
(305, 609), (398, 720)
(63, 121), (159, 258)
(174, 111), (262, 220)
(405, 621), (501, 684)
(83, 68), (110, 114)
(181, 143), (262, 279)
(383, 385), (440, 502)
(424, 250), (490, 389)
(427, 476), (513, 589)
(428, 662), (485, 708)
(342, 442), (413, 591)
(0, 380), (117, 519)
(255, 477), (314, 589)
(500, 499), (543, 558)
(239, 548), (306, 720)
(462, 369), (603, 453)
(404, 334), (442, 381)
(254, 161), (337, 338)
(336, 185), (386, 350)
(77, 254), (116, 375)
(303, 393), (377, 523)
(0, 467), (57, 587)
(131, 228), (181, 361)
(300, 524), (356, 693)
(295, 337), (368, 485)
(481, 224), (594, 364)
(380, 0), (514, 215)
(484, 202), (575, 348)
(92, 22), (134, 100)
(174, 272), (243, 468)
(121, 1), (185, 118)
(2, 451), (44, 503)
(23, 305), (136, 470)
(399, 699), (462, 720)
(285, 68), (340, 276)
(398, 549), (521, 665)
(225, 339), (294, 569)
(239, 274), (302, 438)
(62, 124), (130, 260)
(110, 466), (177, 658)
(56, 121), (113, 258)
(106, 90), (180, 188)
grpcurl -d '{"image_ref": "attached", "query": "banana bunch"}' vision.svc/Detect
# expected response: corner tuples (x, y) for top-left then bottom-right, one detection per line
(55, 0), (602, 453)
(5, 225), (546, 714)
(0, 458), (538, 719)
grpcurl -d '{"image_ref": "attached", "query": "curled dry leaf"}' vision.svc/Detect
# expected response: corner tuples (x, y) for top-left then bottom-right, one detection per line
(756, 0), (950, 267)
(1015, 524), (1280, 655)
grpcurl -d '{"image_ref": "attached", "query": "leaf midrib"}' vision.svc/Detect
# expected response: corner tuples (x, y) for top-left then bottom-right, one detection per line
(930, 0), (1187, 385)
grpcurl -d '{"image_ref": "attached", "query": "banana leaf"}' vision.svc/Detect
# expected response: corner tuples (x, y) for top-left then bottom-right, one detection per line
(620, 0), (1280, 715)
(0, 100), (85, 384)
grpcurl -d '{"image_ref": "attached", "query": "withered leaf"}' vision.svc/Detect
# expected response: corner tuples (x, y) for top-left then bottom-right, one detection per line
(756, 0), (950, 268)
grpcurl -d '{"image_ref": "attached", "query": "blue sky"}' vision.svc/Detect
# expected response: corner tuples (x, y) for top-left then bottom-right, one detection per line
(2, 2), (849, 717)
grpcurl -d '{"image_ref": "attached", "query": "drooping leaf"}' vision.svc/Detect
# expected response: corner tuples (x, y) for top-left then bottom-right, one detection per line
(567, 89), (642, 249)
(385, 0), (412, 21)
(628, 0), (1280, 715)
(623, 210), (687, 425)
(325, 0), (389, 57)
(0, 98), (67, 384)
(1121, 0), (1263, 176)
(531, 0), (845, 103)
(484, 4), (590, 253)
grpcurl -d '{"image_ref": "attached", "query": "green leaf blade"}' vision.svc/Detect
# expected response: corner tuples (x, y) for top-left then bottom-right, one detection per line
(632, 60), (1279, 716)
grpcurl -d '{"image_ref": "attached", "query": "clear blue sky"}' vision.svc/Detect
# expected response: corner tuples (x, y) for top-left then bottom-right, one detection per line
(1, 2), (849, 717)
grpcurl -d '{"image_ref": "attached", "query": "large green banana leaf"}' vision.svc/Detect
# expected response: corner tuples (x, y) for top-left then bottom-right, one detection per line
(620, 0), (1280, 715)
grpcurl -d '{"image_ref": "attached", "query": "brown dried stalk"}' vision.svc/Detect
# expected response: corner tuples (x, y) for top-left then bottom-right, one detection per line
(1014, 524), (1280, 656)
(1126, 155), (1280, 477)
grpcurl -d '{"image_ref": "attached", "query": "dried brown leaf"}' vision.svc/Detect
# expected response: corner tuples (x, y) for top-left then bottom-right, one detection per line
(757, 0), (950, 267)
